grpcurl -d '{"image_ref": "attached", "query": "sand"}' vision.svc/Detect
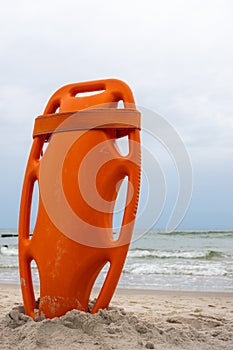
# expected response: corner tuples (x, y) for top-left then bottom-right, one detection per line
(0, 285), (233, 350)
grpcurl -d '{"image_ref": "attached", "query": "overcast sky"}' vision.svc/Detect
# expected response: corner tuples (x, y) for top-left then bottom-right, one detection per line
(0, 0), (233, 230)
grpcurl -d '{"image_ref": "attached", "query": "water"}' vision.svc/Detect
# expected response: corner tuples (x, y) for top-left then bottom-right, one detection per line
(123, 230), (233, 292)
(0, 229), (233, 292)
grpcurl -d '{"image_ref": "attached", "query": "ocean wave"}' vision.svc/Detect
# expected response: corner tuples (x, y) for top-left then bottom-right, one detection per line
(0, 245), (18, 256)
(128, 248), (228, 260)
(124, 262), (233, 277)
(0, 264), (19, 269)
(155, 230), (233, 238)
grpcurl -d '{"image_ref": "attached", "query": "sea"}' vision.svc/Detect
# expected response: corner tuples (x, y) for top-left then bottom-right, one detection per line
(0, 229), (233, 293)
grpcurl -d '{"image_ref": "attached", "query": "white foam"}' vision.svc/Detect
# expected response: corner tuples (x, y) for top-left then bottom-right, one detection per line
(124, 261), (233, 277)
(0, 246), (18, 256)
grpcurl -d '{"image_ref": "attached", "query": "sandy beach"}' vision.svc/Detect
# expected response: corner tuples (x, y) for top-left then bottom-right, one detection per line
(0, 284), (232, 349)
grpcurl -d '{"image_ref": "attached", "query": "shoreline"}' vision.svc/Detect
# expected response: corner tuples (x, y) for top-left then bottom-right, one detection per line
(1, 282), (233, 297)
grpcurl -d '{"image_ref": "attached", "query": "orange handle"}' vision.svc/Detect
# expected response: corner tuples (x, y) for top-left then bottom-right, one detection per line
(44, 79), (136, 114)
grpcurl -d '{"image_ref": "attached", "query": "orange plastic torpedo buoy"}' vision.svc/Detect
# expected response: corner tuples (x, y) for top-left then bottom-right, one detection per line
(18, 79), (141, 319)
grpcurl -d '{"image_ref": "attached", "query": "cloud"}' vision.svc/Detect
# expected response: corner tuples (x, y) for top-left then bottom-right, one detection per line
(165, 94), (233, 148)
(0, 0), (233, 228)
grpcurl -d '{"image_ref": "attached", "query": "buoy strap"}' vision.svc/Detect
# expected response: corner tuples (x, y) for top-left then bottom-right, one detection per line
(33, 108), (140, 139)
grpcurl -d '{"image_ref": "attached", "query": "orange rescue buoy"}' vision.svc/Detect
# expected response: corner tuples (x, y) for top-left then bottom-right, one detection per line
(18, 79), (141, 318)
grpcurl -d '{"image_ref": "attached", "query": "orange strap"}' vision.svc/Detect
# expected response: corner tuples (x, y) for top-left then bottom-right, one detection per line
(33, 109), (141, 138)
